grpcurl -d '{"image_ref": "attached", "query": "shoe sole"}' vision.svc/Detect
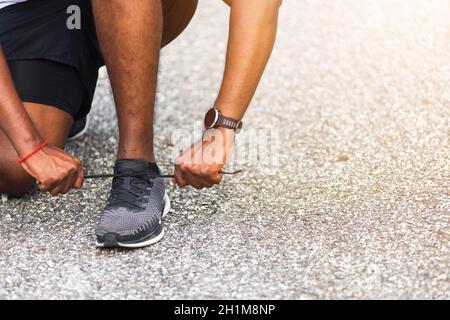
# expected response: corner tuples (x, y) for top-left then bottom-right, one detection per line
(96, 192), (171, 249)
(67, 116), (90, 142)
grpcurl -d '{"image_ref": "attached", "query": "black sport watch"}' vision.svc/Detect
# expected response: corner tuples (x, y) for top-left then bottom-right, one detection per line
(204, 107), (243, 133)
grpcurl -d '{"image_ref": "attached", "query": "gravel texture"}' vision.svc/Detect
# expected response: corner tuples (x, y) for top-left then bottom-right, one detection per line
(0, 0), (449, 300)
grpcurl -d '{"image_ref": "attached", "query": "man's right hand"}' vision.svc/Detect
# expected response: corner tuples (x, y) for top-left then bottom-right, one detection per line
(20, 144), (84, 196)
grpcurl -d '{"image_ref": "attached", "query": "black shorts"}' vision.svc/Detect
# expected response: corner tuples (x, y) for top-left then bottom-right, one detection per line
(0, 0), (104, 120)
(8, 59), (89, 120)
(0, 0), (198, 120)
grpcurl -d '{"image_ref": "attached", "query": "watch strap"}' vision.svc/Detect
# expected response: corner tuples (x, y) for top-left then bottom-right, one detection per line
(217, 114), (241, 130)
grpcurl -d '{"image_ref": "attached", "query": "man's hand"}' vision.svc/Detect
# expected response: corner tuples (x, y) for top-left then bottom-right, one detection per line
(0, 48), (84, 196)
(20, 144), (84, 196)
(174, 128), (235, 189)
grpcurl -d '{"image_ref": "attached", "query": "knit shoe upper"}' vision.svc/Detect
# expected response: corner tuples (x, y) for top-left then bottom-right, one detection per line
(96, 159), (167, 247)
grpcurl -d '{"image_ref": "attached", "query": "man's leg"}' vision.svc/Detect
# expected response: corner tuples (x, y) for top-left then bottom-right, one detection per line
(91, 0), (163, 163)
(0, 103), (73, 196)
(91, 0), (198, 248)
(91, 0), (198, 163)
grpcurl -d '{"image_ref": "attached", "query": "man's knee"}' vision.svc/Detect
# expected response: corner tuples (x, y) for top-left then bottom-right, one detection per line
(0, 163), (34, 197)
(161, 0), (198, 47)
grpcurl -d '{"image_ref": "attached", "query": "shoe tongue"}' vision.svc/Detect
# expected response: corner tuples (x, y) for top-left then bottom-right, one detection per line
(114, 159), (161, 175)
(114, 159), (149, 174)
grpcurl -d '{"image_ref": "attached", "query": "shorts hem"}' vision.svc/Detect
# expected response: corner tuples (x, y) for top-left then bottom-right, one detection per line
(6, 55), (78, 70)
(19, 95), (79, 120)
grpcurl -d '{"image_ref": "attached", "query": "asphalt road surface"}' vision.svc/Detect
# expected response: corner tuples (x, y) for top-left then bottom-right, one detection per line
(0, 0), (449, 299)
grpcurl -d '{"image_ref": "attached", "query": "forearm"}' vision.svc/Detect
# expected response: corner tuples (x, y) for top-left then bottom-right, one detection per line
(215, 0), (282, 120)
(0, 48), (42, 157)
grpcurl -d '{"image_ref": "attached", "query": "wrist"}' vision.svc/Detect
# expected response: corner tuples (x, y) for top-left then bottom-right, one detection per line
(214, 103), (244, 121)
(15, 134), (44, 158)
(18, 140), (48, 164)
(204, 107), (243, 132)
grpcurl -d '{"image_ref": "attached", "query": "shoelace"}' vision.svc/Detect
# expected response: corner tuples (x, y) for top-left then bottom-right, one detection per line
(85, 170), (242, 180)
(90, 170), (242, 209)
(107, 173), (154, 209)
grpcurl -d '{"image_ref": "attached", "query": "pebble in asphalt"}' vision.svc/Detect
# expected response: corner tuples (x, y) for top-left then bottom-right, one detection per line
(0, 0), (449, 299)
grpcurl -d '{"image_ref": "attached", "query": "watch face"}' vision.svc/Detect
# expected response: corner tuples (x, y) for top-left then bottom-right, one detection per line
(204, 108), (218, 128)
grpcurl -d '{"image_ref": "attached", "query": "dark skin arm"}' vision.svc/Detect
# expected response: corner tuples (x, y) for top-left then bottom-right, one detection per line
(0, 48), (84, 195)
(174, 0), (282, 189)
(0, 48), (42, 156)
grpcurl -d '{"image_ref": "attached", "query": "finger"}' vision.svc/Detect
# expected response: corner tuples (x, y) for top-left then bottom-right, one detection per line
(174, 165), (188, 187)
(192, 166), (223, 185)
(49, 188), (60, 196)
(39, 178), (61, 192)
(202, 181), (215, 189)
(61, 172), (77, 194)
(181, 168), (208, 189)
(210, 172), (224, 185)
(180, 166), (203, 188)
(179, 163), (196, 182)
(49, 179), (68, 196)
(217, 172), (224, 183)
(180, 163), (194, 178)
(194, 175), (216, 188)
(188, 179), (206, 189)
(74, 168), (84, 190)
(60, 162), (79, 194)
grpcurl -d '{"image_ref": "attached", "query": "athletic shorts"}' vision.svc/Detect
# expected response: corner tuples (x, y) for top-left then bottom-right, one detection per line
(0, 0), (198, 121)
(0, 0), (104, 120)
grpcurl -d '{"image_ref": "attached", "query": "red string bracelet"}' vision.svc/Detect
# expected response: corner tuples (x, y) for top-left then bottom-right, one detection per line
(18, 140), (48, 164)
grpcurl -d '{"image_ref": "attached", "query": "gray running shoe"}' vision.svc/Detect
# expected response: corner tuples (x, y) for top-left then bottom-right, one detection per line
(96, 159), (170, 248)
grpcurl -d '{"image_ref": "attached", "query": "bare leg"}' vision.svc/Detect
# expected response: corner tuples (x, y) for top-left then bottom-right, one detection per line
(92, 0), (163, 163)
(91, 0), (198, 163)
(0, 103), (73, 196)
